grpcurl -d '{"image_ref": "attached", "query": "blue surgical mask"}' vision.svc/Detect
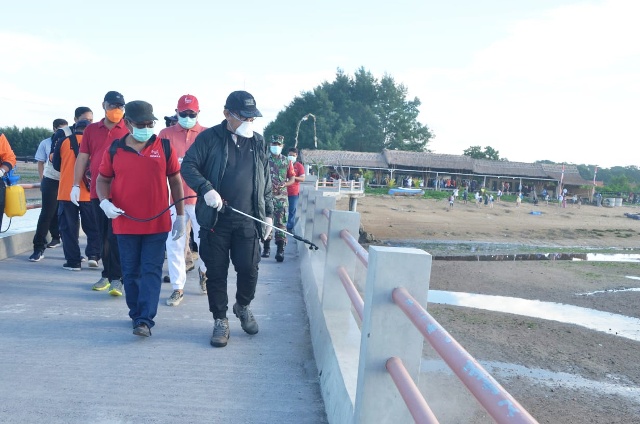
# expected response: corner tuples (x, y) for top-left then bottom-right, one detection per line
(131, 127), (154, 142)
(178, 116), (197, 129)
(287, 155), (296, 163)
(270, 145), (283, 155)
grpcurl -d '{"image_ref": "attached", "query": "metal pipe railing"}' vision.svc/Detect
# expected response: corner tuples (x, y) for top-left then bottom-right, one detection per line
(337, 266), (364, 320)
(339, 229), (368, 268)
(392, 287), (539, 424)
(386, 357), (440, 424)
(319, 233), (328, 248)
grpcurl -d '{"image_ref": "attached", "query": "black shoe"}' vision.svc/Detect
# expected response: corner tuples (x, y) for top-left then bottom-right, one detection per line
(210, 318), (230, 347)
(133, 323), (151, 337)
(261, 240), (270, 258)
(46, 239), (61, 249)
(233, 302), (259, 335)
(163, 275), (170, 283)
(275, 241), (285, 262)
(29, 250), (45, 262)
(62, 262), (81, 271)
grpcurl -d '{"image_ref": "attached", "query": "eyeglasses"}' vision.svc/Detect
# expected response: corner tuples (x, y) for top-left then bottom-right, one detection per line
(230, 112), (255, 123)
(106, 103), (125, 110)
(128, 121), (156, 129)
(178, 111), (198, 119)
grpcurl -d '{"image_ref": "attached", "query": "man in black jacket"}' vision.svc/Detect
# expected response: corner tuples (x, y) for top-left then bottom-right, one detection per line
(181, 90), (273, 348)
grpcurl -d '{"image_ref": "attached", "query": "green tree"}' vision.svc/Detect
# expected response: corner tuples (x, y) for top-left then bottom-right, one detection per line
(0, 126), (51, 157)
(263, 67), (434, 153)
(463, 145), (505, 160)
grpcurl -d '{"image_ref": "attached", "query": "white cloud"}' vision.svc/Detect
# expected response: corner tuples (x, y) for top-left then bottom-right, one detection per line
(403, 0), (640, 167)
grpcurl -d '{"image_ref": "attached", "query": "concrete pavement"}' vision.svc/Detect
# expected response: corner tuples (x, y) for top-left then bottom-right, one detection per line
(0, 237), (328, 424)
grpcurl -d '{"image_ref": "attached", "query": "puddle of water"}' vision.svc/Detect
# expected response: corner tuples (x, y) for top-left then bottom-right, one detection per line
(432, 253), (640, 262)
(578, 287), (640, 296)
(428, 290), (640, 342)
(421, 359), (640, 402)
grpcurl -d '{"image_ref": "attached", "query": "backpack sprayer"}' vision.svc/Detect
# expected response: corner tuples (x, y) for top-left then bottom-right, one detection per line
(1, 169), (27, 233)
(118, 194), (319, 251)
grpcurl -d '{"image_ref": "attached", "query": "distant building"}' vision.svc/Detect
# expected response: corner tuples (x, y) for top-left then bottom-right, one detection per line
(301, 149), (594, 200)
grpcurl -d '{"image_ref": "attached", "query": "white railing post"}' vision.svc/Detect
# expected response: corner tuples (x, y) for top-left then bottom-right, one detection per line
(322, 210), (360, 311)
(353, 246), (432, 424)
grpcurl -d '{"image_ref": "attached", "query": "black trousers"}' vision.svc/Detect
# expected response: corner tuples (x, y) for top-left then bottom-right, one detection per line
(58, 200), (101, 264)
(32, 177), (60, 250)
(91, 198), (121, 281)
(199, 214), (260, 319)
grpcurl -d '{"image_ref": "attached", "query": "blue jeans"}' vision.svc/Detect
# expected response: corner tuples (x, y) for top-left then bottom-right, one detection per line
(287, 194), (299, 231)
(117, 232), (167, 328)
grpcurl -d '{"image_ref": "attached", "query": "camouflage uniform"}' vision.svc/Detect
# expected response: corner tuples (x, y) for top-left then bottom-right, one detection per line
(267, 154), (294, 245)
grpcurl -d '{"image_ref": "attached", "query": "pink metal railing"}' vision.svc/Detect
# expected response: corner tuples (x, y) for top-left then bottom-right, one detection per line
(20, 183), (42, 209)
(392, 287), (538, 424)
(323, 216), (537, 423)
(339, 229), (368, 267)
(386, 357), (440, 424)
(337, 266), (364, 320)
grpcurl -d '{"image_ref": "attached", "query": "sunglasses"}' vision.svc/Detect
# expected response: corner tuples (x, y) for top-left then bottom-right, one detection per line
(178, 111), (197, 119)
(129, 121), (156, 129)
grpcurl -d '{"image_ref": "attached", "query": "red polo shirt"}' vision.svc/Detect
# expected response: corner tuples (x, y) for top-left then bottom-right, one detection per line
(80, 118), (129, 199)
(157, 122), (207, 205)
(287, 161), (306, 196)
(99, 135), (180, 235)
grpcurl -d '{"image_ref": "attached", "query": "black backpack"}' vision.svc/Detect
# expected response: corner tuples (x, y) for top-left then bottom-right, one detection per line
(107, 136), (172, 172)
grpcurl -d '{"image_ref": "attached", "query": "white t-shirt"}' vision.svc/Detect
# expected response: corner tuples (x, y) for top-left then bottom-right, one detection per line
(36, 137), (60, 180)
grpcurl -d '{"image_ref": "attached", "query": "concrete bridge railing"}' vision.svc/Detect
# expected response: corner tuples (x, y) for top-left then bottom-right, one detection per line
(295, 186), (538, 424)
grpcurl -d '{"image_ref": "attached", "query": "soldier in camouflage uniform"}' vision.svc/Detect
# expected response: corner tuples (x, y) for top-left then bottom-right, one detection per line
(262, 135), (295, 262)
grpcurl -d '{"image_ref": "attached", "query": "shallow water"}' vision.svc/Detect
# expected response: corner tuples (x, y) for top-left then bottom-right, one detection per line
(428, 290), (640, 342)
(421, 360), (640, 402)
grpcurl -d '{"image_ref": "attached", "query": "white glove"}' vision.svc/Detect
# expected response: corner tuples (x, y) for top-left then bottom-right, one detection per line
(263, 217), (273, 240)
(70, 185), (81, 206)
(172, 215), (186, 241)
(204, 189), (223, 211)
(100, 199), (124, 219)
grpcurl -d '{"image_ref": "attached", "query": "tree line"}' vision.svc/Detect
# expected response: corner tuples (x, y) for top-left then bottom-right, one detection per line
(0, 125), (51, 159)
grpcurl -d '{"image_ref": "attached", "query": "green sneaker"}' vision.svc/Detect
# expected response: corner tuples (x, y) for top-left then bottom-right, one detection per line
(92, 277), (110, 291)
(109, 279), (123, 296)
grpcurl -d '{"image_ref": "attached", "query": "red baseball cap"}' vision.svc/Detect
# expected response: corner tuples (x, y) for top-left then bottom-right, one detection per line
(177, 94), (199, 112)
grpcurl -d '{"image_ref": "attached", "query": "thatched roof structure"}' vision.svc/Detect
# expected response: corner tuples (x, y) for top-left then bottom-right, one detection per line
(300, 148), (592, 185)
(301, 150), (387, 169)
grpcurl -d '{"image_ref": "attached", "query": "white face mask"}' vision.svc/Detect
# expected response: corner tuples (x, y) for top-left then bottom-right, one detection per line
(287, 155), (297, 163)
(178, 116), (197, 129)
(270, 145), (283, 155)
(234, 121), (253, 138)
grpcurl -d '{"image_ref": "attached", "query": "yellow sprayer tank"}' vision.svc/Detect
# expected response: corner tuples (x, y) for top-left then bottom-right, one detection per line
(4, 185), (27, 217)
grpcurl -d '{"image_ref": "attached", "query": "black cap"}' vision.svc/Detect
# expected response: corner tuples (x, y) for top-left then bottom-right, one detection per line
(104, 91), (125, 106)
(75, 119), (91, 129)
(125, 100), (157, 122)
(224, 90), (262, 118)
(271, 134), (284, 144)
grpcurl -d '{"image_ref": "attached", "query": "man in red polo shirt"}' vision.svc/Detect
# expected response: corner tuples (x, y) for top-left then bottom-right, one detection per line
(158, 94), (208, 307)
(72, 91), (129, 296)
(96, 100), (185, 337)
(286, 147), (305, 232)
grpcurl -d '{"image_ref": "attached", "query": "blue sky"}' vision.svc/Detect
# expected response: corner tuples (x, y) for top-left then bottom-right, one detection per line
(1, 0), (637, 168)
